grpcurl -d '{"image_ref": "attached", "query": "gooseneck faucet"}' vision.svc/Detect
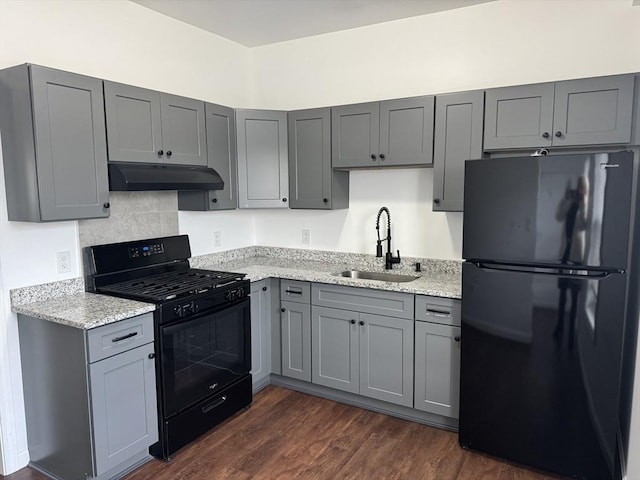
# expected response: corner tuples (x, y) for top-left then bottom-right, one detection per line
(376, 206), (401, 269)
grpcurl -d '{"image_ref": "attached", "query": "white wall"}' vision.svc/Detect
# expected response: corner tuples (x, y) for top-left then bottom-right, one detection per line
(1, 0), (640, 476)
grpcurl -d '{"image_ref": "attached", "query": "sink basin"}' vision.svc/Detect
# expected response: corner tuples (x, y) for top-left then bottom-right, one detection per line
(338, 270), (418, 283)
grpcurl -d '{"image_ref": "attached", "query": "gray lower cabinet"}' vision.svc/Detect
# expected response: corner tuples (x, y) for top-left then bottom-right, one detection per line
(484, 74), (635, 150)
(288, 108), (349, 209)
(280, 280), (312, 381)
(251, 280), (272, 390)
(17, 313), (158, 480)
(432, 90), (484, 212)
(414, 322), (461, 418)
(332, 96), (434, 168)
(104, 81), (207, 166)
(414, 295), (461, 419)
(236, 109), (289, 208)
(178, 103), (238, 210)
(0, 63), (110, 222)
(311, 305), (414, 407)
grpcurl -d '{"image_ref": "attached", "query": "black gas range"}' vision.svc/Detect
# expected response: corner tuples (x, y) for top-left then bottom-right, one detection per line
(85, 235), (252, 460)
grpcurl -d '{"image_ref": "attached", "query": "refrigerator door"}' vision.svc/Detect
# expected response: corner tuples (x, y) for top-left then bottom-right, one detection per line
(459, 262), (627, 480)
(462, 151), (633, 270)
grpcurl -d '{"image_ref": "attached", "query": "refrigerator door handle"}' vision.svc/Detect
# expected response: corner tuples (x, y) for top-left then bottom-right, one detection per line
(473, 261), (619, 279)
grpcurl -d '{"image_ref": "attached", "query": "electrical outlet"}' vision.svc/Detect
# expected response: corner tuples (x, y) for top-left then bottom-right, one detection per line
(56, 251), (71, 274)
(301, 229), (311, 245)
(214, 231), (222, 248)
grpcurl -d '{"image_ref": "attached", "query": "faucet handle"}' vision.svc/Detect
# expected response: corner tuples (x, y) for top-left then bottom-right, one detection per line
(396, 250), (401, 261)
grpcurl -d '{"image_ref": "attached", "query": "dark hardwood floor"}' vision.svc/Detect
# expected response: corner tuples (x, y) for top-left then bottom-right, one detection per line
(3, 385), (564, 480)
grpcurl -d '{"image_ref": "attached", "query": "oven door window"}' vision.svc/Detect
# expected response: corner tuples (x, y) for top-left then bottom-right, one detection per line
(161, 298), (250, 417)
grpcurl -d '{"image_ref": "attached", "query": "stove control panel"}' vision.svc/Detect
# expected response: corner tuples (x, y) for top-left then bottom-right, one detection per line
(225, 287), (247, 302)
(174, 301), (198, 318)
(128, 242), (165, 258)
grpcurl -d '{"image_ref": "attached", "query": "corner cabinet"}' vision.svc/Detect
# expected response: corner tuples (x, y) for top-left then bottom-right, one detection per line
(332, 96), (434, 168)
(18, 313), (158, 480)
(104, 81), (207, 166)
(0, 64), (110, 222)
(484, 74), (635, 150)
(432, 90), (484, 212)
(288, 108), (349, 209)
(178, 103), (238, 210)
(236, 109), (289, 208)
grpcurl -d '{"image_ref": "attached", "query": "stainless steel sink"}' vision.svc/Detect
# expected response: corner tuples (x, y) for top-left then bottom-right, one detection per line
(338, 270), (417, 283)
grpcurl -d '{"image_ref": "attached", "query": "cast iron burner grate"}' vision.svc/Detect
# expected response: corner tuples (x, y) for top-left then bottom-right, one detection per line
(97, 269), (245, 302)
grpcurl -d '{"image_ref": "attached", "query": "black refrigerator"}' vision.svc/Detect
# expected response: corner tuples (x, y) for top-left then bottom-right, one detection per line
(459, 151), (638, 480)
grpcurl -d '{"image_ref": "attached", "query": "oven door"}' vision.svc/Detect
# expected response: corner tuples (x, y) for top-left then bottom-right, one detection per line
(159, 297), (251, 417)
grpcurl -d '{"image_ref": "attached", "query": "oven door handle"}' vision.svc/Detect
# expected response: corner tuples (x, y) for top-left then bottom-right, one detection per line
(202, 395), (227, 414)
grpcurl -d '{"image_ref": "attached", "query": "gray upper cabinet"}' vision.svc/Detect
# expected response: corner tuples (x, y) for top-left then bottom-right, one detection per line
(104, 81), (207, 166)
(332, 96), (434, 168)
(288, 108), (349, 209)
(236, 109), (289, 208)
(552, 75), (635, 146)
(178, 103), (238, 211)
(432, 90), (484, 212)
(484, 74), (635, 150)
(0, 64), (110, 222)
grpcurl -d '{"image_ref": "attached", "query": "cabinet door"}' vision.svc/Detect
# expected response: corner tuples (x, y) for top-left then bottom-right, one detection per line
(177, 103), (238, 211)
(311, 306), (359, 393)
(160, 93), (207, 166)
(552, 74), (634, 146)
(103, 82), (163, 163)
(484, 83), (555, 150)
(236, 109), (289, 208)
(414, 322), (460, 418)
(433, 91), (484, 212)
(331, 102), (380, 168)
(30, 66), (110, 221)
(206, 102), (237, 209)
(359, 313), (414, 407)
(250, 280), (271, 389)
(281, 300), (311, 382)
(379, 96), (434, 167)
(89, 342), (158, 475)
(288, 108), (332, 209)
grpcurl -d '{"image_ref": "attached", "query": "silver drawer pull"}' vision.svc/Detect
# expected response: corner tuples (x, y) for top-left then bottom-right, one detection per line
(202, 395), (227, 414)
(112, 332), (138, 342)
(426, 308), (451, 317)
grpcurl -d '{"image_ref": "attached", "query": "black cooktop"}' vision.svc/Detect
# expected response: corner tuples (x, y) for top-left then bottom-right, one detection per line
(96, 268), (245, 302)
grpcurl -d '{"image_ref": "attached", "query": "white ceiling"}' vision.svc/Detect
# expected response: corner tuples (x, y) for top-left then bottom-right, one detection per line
(131, 0), (496, 47)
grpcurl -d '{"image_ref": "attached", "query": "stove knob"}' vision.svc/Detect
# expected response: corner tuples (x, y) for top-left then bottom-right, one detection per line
(174, 305), (183, 317)
(225, 291), (231, 301)
(188, 301), (196, 314)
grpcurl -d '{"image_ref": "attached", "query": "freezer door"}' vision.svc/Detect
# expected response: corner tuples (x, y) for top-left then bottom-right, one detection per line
(459, 262), (627, 480)
(463, 151), (633, 270)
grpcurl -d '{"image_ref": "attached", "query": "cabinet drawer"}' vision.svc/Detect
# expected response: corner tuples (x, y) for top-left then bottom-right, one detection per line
(281, 280), (311, 304)
(87, 313), (154, 363)
(415, 296), (460, 326)
(312, 283), (414, 319)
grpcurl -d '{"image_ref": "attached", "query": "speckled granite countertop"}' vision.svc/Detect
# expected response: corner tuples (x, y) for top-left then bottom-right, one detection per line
(12, 292), (156, 329)
(197, 257), (461, 299)
(10, 246), (461, 330)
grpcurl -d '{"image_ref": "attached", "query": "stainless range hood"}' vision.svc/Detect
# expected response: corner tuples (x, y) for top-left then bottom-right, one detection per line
(108, 162), (224, 191)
